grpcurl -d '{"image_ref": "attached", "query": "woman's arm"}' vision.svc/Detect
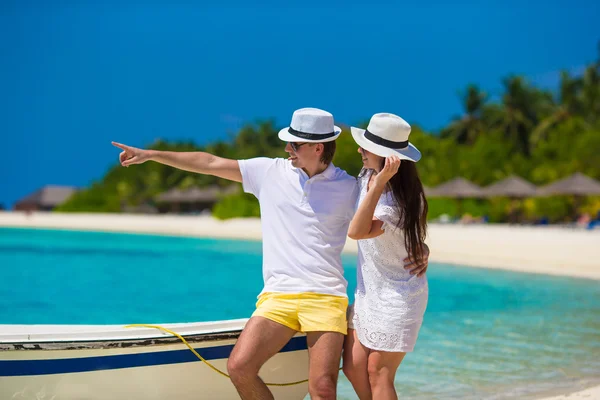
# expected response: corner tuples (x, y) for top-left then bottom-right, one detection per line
(347, 180), (386, 240)
(347, 156), (401, 240)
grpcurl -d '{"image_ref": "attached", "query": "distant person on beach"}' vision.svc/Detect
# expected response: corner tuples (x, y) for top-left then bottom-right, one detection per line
(343, 113), (429, 400)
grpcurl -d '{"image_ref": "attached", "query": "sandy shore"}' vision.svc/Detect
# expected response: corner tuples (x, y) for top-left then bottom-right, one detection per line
(1, 211), (599, 280)
(541, 385), (600, 399)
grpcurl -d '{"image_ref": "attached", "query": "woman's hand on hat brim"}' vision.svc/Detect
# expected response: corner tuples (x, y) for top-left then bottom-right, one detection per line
(374, 156), (401, 187)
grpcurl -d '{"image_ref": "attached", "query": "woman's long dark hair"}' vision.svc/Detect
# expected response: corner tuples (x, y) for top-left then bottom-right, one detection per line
(379, 159), (428, 263)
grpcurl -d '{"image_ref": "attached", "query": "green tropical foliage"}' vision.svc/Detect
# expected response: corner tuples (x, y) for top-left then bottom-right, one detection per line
(58, 46), (600, 223)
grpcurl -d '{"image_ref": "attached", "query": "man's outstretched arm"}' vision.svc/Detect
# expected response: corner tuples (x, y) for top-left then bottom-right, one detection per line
(111, 141), (242, 183)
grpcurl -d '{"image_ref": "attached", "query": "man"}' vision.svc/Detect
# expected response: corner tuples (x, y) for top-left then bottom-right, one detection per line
(112, 107), (428, 399)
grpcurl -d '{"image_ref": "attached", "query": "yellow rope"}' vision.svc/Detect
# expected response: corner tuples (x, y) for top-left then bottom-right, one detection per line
(125, 324), (309, 387)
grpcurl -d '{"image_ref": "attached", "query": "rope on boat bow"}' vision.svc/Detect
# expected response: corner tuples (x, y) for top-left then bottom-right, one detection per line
(125, 324), (310, 387)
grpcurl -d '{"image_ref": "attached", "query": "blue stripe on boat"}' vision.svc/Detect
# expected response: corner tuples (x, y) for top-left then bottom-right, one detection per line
(0, 336), (307, 377)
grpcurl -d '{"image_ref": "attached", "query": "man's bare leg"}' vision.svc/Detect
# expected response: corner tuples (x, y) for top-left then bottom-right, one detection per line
(306, 331), (345, 400)
(227, 316), (297, 400)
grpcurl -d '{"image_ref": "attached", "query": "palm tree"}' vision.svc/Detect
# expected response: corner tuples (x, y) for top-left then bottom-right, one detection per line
(531, 44), (600, 147)
(530, 71), (584, 146)
(441, 84), (487, 145)
(487, 76), (554, 157)
(234, 120), (279, 159)
(581, 62), (600, 124)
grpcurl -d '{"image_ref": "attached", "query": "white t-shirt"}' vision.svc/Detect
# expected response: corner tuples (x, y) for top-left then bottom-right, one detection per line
(238, 158), (359, 298)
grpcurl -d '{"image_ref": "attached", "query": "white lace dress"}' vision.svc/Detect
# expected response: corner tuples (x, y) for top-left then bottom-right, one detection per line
(348, 169), (428, 352)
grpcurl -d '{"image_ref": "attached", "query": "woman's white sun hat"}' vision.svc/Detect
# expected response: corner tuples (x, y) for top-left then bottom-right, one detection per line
(351, 113), (421, 162)
(278, 107), (342, 143)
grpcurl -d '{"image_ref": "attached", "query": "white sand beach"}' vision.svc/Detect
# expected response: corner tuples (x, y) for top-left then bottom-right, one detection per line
(541, 385), (600, 400)
(1, 211), (599, 280)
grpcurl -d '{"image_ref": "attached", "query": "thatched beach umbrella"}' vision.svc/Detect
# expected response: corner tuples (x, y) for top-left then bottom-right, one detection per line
(536, 173), (600, 219)
(221, 183), (241, 196)
(423, 186), (433, 197)
(482, 175), (537, 198)
(155, 188), (185, 203)
(429, 178), (484, 198)
(429, 178), (484, 219)
(536, 173), (600, 196)
(156, 185), (238, 213)
(122, 203), (158, 214)
(483, 176), (537, 223)
(155, 188), (185, 213)
(180, 186), (222, 203)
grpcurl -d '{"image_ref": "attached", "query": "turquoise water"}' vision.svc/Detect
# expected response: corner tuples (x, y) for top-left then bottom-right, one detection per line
(1, 227), (599, 399)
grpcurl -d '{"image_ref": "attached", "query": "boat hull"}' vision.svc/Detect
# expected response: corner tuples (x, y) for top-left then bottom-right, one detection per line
(0, 320), (309, 399)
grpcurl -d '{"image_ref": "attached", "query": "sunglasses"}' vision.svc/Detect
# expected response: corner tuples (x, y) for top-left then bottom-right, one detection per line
(289, 142), (309, 152)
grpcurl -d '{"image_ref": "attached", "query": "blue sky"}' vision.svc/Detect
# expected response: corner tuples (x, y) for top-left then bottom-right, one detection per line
(1, 1), (598, 207)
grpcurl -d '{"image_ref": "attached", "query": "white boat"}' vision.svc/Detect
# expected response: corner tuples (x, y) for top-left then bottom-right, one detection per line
(0, 318), (309, 399)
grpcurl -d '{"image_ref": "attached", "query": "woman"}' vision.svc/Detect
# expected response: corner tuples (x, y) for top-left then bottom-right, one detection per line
(343, 113), (429, 400)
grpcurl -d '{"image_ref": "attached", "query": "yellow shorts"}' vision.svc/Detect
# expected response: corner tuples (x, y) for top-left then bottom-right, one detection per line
(252, 292), (349, 335)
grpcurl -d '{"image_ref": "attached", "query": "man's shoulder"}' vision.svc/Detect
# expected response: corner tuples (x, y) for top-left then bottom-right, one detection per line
(270, 157), (293, 173)
(331, 166), (358, 184)
(240, 157), (283, 170)
(328, 166), (358, 200)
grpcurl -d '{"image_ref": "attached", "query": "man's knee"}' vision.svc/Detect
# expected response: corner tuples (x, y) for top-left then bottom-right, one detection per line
(309, 374), (337, 400)
(227, 351), (259, 382)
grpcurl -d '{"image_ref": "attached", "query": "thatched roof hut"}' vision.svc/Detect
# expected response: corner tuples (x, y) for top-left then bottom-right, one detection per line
(14, 185), (78, 211)
(155, 184), (241, 213)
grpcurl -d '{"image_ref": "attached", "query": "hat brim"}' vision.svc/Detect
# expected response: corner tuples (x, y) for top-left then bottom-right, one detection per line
(350, 127), (421, 162)
(278, 126), (342, 143)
